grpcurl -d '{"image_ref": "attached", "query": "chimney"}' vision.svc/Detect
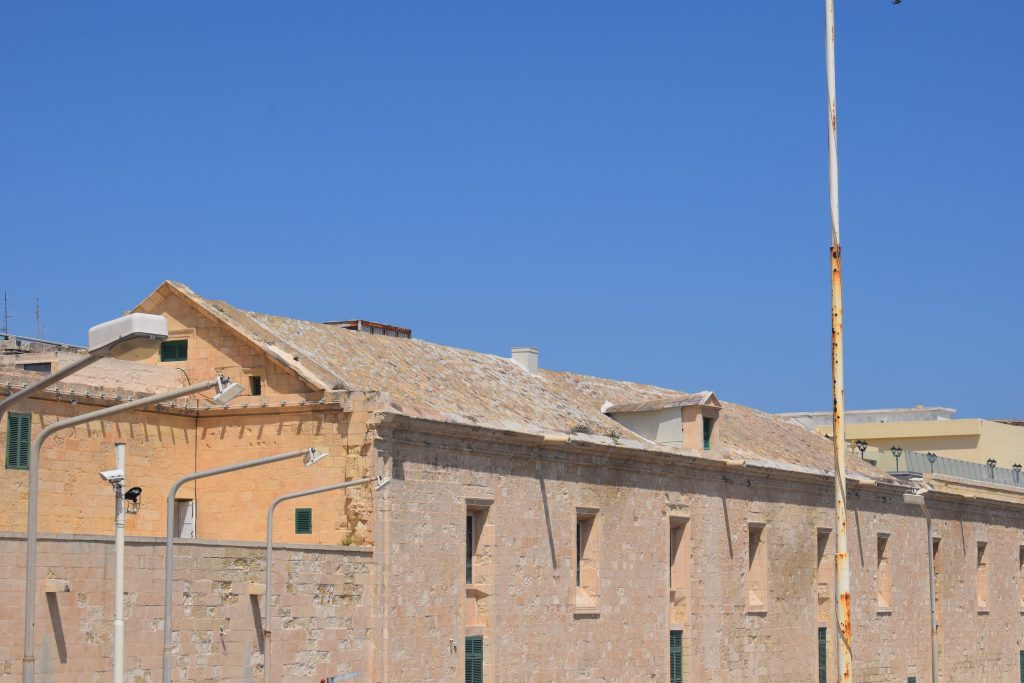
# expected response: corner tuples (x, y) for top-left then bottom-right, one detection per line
(511, 347), (539, 375)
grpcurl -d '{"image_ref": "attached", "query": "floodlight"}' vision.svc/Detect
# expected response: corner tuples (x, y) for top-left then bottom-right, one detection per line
(375, 475), (391, 490)
(88, 313), (169, 360)
(212, 376), (244, 406)
(124, 487), (143, 502)
(302, 448), (328, 467)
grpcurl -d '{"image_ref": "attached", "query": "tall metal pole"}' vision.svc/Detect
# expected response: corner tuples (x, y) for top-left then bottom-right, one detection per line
(824, 0), (853, 680)
(113, 443), (126, 683)
(262, 478), (378, 683)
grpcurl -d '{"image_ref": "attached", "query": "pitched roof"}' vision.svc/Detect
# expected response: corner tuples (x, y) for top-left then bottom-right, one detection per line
(603, 391), (720, 414)
(0, 352), (184, 396)
(152, 281), (887, 480)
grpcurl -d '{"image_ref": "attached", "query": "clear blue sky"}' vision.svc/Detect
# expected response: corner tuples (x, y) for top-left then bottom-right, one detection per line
(2, 2), (1021, 419)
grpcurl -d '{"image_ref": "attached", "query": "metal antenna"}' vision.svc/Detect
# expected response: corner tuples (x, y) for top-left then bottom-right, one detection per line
(2, 291), (10, 335)
(35, 298), (42, 339)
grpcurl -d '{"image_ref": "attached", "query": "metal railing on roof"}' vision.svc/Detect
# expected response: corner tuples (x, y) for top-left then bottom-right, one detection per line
(870, 447), (1024, 489)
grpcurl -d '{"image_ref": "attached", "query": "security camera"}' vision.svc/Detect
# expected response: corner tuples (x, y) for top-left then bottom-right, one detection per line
(99, 469), (125, 484)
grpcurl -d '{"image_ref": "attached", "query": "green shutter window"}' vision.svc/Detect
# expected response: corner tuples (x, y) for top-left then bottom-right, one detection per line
(670, 629), (683, 683)
(818, 627), (827, 683)
(1019, 650), (1024, 683)
(908, 678), (917, 683)
(465, 635), (483, 683)
(295, 508), (313, 534)
(160, 340), (188, 362)
(702, 417), (713, 450)
(6, 412), (31, 470)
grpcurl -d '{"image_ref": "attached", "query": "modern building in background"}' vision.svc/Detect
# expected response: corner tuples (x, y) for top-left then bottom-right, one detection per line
(781, 406), (1024, 468)
(1, 281), (1023, 681)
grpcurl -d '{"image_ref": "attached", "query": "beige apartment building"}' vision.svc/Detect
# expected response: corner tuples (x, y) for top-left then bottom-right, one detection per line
(1, 281), (1023, 681)
(781, 406), (1024, 467)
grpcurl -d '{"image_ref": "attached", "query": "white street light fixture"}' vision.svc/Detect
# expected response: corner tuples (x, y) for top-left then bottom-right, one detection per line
(21, 375), (235, 683)
(0, 313), (168, 420)
(261, 475), (389, 683)
(162, 447), (328, 683)
(302, 448), (329, 467)
(212, 376), (244, 406)
(87, 313), (169, 359)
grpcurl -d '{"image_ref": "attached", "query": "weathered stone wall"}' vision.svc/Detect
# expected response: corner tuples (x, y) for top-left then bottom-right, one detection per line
(0, 533), (372, 682)
(374, 419), (1024, 683)
(134, 287), (315, 401)
(0, 395), (377, 546)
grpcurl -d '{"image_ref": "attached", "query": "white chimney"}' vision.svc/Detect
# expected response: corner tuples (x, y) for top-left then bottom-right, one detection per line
(511, 347), (539, 375)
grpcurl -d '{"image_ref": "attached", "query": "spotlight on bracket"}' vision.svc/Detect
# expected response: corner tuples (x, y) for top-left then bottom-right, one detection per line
(303, 448), (329, 467)
(212, 376), (244, 406)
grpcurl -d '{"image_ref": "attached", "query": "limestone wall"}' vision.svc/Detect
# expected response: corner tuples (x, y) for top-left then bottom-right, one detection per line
(0, 395), (377, 546)
(374, 420), (1024, 683)
(0, 533), (373, 682)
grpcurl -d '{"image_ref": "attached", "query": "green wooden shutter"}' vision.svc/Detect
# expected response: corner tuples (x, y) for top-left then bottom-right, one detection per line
(1019, 650), (1023, 683)
(6, 412), (30, 470)
(702, 417), (712, 450)
(908, 678), (917, 683)
(669, 629), (683, 683)
(294, 508), (313, 534)
(160, 340), (188, 362)
(465, 635), (483, 683)
(818, 627), (827, 683)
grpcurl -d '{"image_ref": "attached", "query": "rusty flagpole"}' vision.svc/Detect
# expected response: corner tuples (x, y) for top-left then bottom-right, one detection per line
(824, 0), (852, 680)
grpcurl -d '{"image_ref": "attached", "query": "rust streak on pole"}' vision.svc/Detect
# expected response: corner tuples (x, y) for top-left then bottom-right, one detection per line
(824, 0), (852, 680)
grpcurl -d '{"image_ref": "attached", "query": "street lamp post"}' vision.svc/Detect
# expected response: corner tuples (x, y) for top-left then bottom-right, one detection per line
(162, 447), (329, 683)
(22, 373), (238, 683)
(855, 440), (868, 460)
(261, 476), (389, 683)
(891, 445), (903, 472)
(903, 489), (938, 683)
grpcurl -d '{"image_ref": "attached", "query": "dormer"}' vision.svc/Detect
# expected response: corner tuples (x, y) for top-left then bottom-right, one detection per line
(603, 391), (721, 451)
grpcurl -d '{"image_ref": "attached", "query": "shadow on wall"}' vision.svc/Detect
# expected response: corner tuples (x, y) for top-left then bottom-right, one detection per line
(46, 592), (68, 664)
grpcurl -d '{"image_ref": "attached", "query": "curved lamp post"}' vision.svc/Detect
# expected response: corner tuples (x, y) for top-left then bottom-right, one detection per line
(261, 475), (389, 683)
(162, 447), (329, 683)
(22, 373), (239, 683)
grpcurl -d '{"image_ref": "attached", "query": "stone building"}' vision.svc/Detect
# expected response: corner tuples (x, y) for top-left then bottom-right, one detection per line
(1, 281), (1022, 681)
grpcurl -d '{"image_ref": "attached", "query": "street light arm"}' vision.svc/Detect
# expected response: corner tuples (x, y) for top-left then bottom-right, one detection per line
(22, 377), (220, 683)
(0, 352), (104, 420)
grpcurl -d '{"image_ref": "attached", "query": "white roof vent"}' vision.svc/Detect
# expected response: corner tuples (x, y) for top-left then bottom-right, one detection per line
(511, 347), (539, 375)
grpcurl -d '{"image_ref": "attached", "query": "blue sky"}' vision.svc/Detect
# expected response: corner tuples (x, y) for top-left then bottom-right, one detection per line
(1, 2), (1021, 419)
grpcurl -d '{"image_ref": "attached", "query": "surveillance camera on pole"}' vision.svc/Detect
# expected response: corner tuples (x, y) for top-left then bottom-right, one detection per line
(99, 469), (125, 485)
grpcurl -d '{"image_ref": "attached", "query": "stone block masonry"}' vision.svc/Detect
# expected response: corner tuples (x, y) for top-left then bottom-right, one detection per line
(0, 533), (372, 682)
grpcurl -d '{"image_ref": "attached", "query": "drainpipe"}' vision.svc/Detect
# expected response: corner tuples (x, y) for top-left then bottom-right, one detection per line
(903, 491), (938, 683)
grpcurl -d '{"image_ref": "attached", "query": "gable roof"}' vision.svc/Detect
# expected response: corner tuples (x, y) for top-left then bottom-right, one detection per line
(146, 282), (887, 480)
(603, 391), (720, 414)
